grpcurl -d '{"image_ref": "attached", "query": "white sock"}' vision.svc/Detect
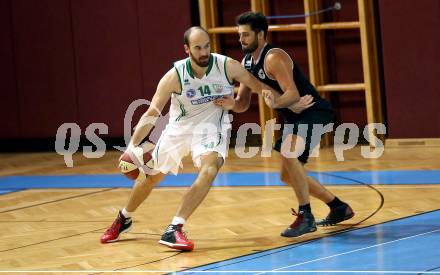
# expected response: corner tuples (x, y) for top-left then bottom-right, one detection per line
(171, 216), (186, 225)
(121, 208), (132, 218)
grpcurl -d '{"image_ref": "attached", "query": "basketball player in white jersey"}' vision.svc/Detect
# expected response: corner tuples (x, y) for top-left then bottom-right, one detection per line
(100, 27), (288, 251)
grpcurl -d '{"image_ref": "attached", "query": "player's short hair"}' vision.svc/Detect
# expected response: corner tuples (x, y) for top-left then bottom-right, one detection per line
(183, 26), (209, 46)
(236, 11), (268, 39)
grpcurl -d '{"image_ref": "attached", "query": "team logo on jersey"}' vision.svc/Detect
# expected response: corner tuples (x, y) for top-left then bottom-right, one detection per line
(244, 59), (252, 70)
(186, 89), (196, 98)
(191, 95), (224, 105)
(212, 84), (223, 94)
(258, 68), (266, 79)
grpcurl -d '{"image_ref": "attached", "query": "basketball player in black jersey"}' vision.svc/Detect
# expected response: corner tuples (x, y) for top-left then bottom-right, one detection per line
(215, 11), (354, 237)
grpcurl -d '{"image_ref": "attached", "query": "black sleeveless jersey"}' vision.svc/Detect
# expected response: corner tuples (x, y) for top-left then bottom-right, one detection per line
(243, 44), (332, 120)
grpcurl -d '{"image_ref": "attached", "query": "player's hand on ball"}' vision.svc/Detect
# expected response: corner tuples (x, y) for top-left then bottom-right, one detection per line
(118, 145), (154, 180)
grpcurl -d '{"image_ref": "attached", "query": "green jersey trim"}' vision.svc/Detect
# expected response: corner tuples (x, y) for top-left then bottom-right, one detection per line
(205, 54), (214, 76)
(173, 64), (183, 93)
(175, 97), (187, 121)
(185, 54), (214, 79)
(224, 57), (234, 85)
(186, 59), (194, 79)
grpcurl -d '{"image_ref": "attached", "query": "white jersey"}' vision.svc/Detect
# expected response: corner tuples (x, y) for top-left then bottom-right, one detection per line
(166, 53), (234, 135)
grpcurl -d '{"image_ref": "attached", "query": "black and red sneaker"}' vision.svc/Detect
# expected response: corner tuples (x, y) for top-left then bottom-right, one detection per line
(158, 224), (194, 251)
(100, 211), (132, 243)
(317, 203), (355, 226)
(281, 209), (317, 237)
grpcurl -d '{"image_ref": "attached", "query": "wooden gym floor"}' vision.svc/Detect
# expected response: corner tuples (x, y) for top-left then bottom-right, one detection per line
(0, 145), (439, 273)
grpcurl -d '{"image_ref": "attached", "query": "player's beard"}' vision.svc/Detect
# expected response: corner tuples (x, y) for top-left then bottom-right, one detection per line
(242, 38), (258, 54)
(190, 51), (210, 67)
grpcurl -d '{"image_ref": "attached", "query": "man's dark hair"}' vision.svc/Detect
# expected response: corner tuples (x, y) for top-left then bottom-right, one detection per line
(183, 26), (209, 46)
(235, 11), (268, 39)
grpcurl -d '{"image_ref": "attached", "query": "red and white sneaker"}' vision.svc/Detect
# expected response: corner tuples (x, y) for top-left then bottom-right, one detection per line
(281, 209), (317, 237)
(158, 224), (194, 251)
(100, 211), (132, 243)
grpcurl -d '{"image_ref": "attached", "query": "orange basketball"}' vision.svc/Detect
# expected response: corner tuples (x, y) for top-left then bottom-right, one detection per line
(119, 144), (154, 180)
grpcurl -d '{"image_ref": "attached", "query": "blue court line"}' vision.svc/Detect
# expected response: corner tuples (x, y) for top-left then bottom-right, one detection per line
(184, 210), (440, 273)
(0, 189), (24, 195)
(0, 170), (439, 190)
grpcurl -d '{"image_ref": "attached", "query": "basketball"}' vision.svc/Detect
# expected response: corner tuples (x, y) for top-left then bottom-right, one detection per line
(119, 143), (155, 180)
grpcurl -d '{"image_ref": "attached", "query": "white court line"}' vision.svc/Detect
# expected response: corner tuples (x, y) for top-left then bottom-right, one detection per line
(255, 228), (440, 275)
(366, 185), (440, 189)
(1, 270), (440, 273)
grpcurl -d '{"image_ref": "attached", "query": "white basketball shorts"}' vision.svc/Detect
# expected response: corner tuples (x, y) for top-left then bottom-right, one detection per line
(151, 129), (229, 175)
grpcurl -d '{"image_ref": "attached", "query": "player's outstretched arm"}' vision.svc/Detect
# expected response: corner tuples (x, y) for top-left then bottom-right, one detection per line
(227, 58), (263, 94)
(129, 68), (179, 148)
(214, 57), (314, 114)
(222, 58), (264, 112)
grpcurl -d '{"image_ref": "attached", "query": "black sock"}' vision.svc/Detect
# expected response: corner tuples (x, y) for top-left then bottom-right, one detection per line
(327, 197), (345, 209)
(299, 203), (311, 213)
